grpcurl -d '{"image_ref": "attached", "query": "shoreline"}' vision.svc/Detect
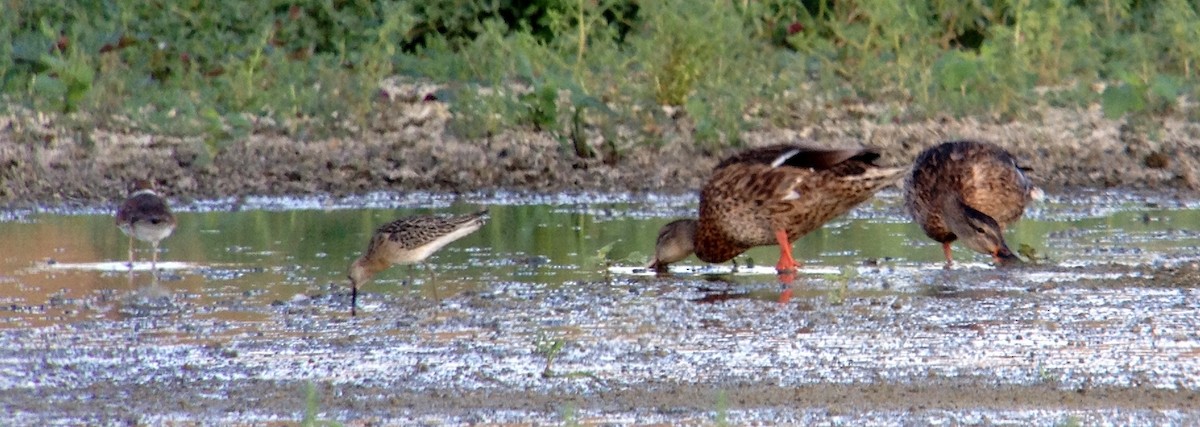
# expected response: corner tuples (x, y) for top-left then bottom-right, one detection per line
(2, 100), (1197, 207)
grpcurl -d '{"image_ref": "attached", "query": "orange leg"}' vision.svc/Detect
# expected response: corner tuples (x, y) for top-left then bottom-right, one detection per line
(942, 242), (954, 269)
(774, 229), (799, 274)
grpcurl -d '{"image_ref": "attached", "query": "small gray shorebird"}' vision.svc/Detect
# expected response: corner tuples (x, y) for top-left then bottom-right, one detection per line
(904, 140), (1039, 267)
(348, 210), (489, 316)
(115, 179), (177, 271)
(650, 144), (908, 274)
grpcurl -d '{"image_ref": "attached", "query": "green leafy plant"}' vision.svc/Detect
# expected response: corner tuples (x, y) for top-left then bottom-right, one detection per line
(1017, 243), (1048, 265)
(534, 330), (567, 378)
(1102, 74), (1183, 119)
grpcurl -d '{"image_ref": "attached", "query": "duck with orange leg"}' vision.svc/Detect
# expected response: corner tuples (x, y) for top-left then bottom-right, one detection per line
(904, 140), (1041, 268)
(650, 143), (908, 277)
(347, 210), (488, 316)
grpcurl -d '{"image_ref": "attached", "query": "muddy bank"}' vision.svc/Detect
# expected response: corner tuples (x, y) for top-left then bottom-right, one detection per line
(2, 83), (1198, 206)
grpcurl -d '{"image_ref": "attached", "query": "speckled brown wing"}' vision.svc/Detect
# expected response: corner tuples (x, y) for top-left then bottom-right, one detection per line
(777, 155), (896, 240)
(904, 140), (1033, 244)
(378, 213), (486, 248)
(361, 210), (489, 263)
(694, 161), (793, 262)
(960, 147), (1032, 227)
(693, 144), (904, 263)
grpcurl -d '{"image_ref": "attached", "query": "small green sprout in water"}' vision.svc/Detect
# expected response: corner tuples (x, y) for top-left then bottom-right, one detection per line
(1037, 362), (1061, 385)
(825, 266), (856, 306)
(534, 331), (567, 378)
(1018, 243), (1048, 265)
(620, 251), (649, 268)
(586, 241), (619, 278)
(533, 331), (600, 381)
(301, 382), (343, 427)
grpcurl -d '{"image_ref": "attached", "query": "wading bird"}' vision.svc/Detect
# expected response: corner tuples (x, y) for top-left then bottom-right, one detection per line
(650, 144), (907, 274)
(348, 210), (489, 316)
(115, 179), (177, 271)
(904, 140), (1039, 267)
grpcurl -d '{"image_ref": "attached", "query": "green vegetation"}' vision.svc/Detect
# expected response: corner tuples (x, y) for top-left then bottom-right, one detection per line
(300, 382), (343, 427)
(532, 330), (599, 380)
(714, 389), (730, 426)
(534, 330), (568, 378)
(824, 265), (856, 305)
(3, 0), (1199, 151)
(1057, 415), (1084, 427)
(560, 402), (580, 427)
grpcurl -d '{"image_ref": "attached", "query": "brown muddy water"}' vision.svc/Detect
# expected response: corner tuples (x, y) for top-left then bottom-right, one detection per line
(1, 189), (1199, 425)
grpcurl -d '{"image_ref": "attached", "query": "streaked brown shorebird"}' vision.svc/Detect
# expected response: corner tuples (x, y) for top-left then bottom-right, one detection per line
(348, 210), (489, 316)
(904, 140), (1039, 267)
(115, 179), (177, 271)
(650, 144), (907, 274)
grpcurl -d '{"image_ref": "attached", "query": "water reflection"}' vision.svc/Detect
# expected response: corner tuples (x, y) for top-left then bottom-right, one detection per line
(0, 190), (1197, 328)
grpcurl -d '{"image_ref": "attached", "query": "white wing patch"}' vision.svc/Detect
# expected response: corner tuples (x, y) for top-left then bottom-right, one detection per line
(770, 149), (802, 168)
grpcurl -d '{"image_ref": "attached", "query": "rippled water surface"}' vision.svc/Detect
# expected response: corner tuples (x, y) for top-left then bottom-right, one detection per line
(1, 189), (1198, 425)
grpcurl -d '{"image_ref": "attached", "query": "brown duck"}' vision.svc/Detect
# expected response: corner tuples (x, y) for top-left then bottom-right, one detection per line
(904, 140), (1037, 266)
(348, 210), (488, 316)
(651, 144), (908, 273)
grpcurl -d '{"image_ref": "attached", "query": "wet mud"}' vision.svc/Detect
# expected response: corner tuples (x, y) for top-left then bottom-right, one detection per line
(3, 245), (1200, 424)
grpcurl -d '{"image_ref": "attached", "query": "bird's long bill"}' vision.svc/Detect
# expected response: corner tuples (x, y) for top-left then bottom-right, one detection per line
(351, 281), (358, 317)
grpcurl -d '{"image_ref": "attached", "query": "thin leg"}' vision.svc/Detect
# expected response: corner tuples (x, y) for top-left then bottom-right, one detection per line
(351, 284), (358, 317)
(127, 235), (135, 269)
(427, 264), (439, 300)
(151, 241), (160, 277)
(773, 229), (799, 274)
(942, 242), (954, 269)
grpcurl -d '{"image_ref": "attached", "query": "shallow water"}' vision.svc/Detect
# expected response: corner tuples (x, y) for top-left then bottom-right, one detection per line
(1, 189), (1199, 424)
